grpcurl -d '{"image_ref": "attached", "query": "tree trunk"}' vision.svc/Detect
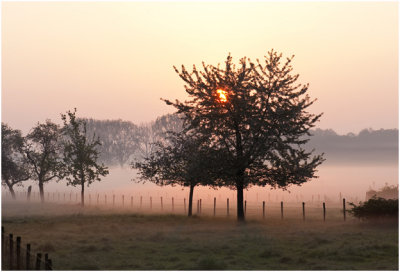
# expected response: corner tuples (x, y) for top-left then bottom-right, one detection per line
(39, 182), (44, 203)
(188, 184), (195, 217)
(8, 185), (16, 200)
(81, 182), (85, 207)
(236, 172), (245, 221)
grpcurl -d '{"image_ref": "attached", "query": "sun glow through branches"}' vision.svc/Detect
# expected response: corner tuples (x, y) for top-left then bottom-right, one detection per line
(216, 89), (228, 103)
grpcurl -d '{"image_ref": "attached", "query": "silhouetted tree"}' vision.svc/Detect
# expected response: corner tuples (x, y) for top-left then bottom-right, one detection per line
(134, 130), (222, 216)
(1, 123), (30, 199)
(167, 50), (324, 221)
(24, 120), (65, 203)
(62, 109), (109, 207)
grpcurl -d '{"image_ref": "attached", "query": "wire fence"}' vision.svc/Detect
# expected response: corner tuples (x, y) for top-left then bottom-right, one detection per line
(2, 190), (351, 222)
(1, 227), (52, 270)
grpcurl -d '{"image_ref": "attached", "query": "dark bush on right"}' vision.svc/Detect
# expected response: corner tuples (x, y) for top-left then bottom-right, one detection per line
(348, 197), (398, 219)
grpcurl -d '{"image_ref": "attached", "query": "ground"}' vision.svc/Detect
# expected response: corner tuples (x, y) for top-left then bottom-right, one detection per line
(1, 202), (398, 270)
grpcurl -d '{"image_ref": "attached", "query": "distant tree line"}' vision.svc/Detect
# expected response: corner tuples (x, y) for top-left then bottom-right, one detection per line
(83, 114), (183, 166)
(81, 117), (398, 167)
(2, 109), (108, 206)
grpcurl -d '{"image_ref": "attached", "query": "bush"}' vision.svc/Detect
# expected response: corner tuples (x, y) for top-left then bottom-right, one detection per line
(348, 197), (398, 220)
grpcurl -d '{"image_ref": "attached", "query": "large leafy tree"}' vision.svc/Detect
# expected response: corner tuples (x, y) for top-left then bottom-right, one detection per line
(24, 120), (65, 203)
(134, 130), (222, 216)
(62, 109), (109, 207)
(167, 50), (324, 221)
(1, 123), (31, 199)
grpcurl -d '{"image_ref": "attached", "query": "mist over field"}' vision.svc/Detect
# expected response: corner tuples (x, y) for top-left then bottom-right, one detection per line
(5, 117), (397, 204)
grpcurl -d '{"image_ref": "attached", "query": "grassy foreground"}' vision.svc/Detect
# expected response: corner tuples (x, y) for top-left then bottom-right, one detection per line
(2, 202), (398, 270)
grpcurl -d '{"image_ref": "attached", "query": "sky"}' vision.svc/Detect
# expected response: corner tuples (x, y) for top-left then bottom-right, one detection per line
(2, 1), (398, 135)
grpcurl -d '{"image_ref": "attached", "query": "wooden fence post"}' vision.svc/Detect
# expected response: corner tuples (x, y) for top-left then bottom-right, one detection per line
(343, 198), (346, 221)
(172, 197), (175, 212)
(27, 186), (32, 202)
(69, 192), (72, 201)
(214, 197), (216, 216)
(281, 201), (284, 219)
(302, 202), (305, 221)
(122, 195), (124, 207)
(227, 198), (229, 216)
(9, 234), (14, 269)
(131, 196), (133, 208)
(184, 198), (186, 214)
(105, 195), (107, 205)
(160, 197), (163, 211)
(323, 202), (326, 221)
(35, 253), (41, 270)
(16, 236), (21, 270)
(88, 194), (91, 205)
(262, 201), (265, 219)
(244, 200), (247, 215)
(63, 193), (65, 202)
(140, 196), (143, 209)
(197, 200), (199, 214)
(45, 253), (49, 269)
(1, 227), (4, 263)
(26, 244), (31, 270)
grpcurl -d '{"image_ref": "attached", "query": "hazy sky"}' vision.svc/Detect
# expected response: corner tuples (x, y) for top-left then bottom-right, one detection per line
(2, 2), (398, 135)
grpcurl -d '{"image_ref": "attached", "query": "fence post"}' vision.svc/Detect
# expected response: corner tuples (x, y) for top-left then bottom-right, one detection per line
(35, 253), (41, 270)
(160, 197), (163, 211)
(63, 193), (65, 202)
(323, 202), (326, 221)
(140, 196), (143, 209)
(227, 198), (229, 216)
(343, 198), (346, 221)
(26, 244), (31, 270)
(89, 194), (91, 206)
(131, 196), (133, 208)
(105, 195), (107, 205)
(45, 253), (49, 269)
(27, 186), (32, 202)
(262, 201), (265, 219)
(281, 201), (284, 219)
(197, 200), (199, 214)
(213, 197), (216, 216)
(122, 195), (124, 207)
(302, 202), (305, 221)
(58, 192), (60, 201)
(184, 198), (186, 214)
(172, 197), (175, 212)
(1, 227), (4, 263)
(16, 236), (21, 270)
(9, 234), (14, 269)
(244, 200), (247, 215)
(69, 192), (72, 201)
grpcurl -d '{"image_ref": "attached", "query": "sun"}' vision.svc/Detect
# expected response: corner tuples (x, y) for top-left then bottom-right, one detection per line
(216, 89), (228, 103)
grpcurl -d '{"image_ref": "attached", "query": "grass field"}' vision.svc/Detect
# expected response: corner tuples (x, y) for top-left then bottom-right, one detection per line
(2, 202), (398, 270)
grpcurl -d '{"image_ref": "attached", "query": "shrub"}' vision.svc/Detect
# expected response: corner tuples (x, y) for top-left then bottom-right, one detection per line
(348, 197), (398, 220)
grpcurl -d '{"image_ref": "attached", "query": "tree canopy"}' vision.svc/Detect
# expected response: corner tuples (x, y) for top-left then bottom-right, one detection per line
(166, 50), (324, 220)
(1, 123), (30, 199)
(62, 109), (109, 207)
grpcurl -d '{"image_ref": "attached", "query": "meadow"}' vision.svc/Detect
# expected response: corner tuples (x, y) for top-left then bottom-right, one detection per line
(1, 201), (398, 270)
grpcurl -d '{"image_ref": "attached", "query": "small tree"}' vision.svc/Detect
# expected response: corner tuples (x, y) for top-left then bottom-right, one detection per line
(1, 123), (30, 199)
(62, 109), (109, 207)
(134, 130), (222, 216)
(168, 50), (324, 221)
(24, 120), (65, 203)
